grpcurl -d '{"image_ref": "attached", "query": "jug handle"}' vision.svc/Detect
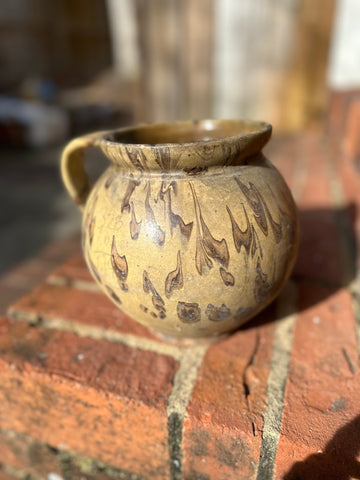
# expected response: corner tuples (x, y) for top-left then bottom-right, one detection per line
(61, 132), (104, 210)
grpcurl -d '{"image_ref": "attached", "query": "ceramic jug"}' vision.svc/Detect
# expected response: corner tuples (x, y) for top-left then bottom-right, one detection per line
(61, 119), (299, 339)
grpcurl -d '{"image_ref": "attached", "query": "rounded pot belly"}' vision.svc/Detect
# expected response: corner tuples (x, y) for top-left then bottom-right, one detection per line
(82, 158), (299, 338)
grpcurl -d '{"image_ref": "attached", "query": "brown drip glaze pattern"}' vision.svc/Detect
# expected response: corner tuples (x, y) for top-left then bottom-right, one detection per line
(61, 119), (299, 339)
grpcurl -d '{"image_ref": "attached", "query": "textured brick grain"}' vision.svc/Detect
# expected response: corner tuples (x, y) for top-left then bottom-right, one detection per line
(343, 96), (360, 161)
(335, 149), (360, 269)
(0, 471), (18, 480)
(1, 132), (359, 480)
(0, 429), (147, 480)
(266, 136), (298, 190)
(0, 317), (178, 479)
(183, 307), (275, 479)
(293, 137), (344, 285)
(47, 254), (94, 285)
(0, 430), (62, 479)
(8, 283), (159, 341)
(275, 285), (360, 479)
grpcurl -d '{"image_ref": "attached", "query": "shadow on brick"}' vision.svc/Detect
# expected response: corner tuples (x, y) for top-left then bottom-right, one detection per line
(283, 414), (360, 480)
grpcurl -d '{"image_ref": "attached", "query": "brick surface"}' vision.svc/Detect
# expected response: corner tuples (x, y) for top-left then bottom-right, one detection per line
(0, 471), (18, 480)
(1, 132), (360, 480)
(266, 135), (298, 189)
(35, 235), (81, 263)
(275, 285), (360, 479)
(335, 149), (360, 269)
(0, 283), (31, 316)
(295, 209), (344, 285)
(293, 137), (345, 285)
(343, 97), (360, 161)
(0, 317), (178, 479)
(0, 234), (81, 315)
(8, 283), (159, 341)
(327, 90), (360, 140)
(269, 134), (346, 285)
(0, 429), (146, 480)
(183, 306), (276, 479)
(0, 430), (63, 479)
(48, 254), (94, 285)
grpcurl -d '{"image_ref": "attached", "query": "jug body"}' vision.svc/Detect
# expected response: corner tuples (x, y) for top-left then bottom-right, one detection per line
(61, 119), (299, 339)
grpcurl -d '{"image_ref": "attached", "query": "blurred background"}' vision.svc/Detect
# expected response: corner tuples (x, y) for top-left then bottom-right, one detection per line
(0, 0), (359, 308)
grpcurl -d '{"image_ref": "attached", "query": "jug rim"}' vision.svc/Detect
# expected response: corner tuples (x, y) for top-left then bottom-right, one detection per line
(102, 119), (271, 147)
(99, 119), (272, 171)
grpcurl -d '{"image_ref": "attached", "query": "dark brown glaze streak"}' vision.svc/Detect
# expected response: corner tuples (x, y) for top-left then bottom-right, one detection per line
(121, 174), (141, 213)
(111, 235), (129, 291)
(226, 205), (263, 259)
(89, 217), (95, 246)
(165, 251), (184, 298)
(253, 258), (271, 303)
(219, 267), (235, 286)
(143, 270), (166, 319)
(104, 171), (116, 189)
(190, 182), (229, 275)
(105, 285), (122, 305)
(234, 177), (282, 242)
(160, 182), (193, 240)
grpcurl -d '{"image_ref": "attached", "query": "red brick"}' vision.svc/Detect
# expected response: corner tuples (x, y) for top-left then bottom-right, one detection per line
(0, 471), (18, 480)
(0, 236), (82, 315)
(47, 254), (94, 285)
(1, 257), (56, 290)
(266, 135), (298, 190)
(183, 306), (275, 479)
(2, 133), (358, 480)
(0, 429), (147, 480)
(343, 97), (360, 161)
(296, 136), (331, 209)
(326, 90), (360, 140)
(0, 430), (61, 478)
(292, 137), (344, 284)
(336, 154), (360, 207)
(36, 234), (81, 263)
(335, 149), (360, 269)
(6, 235), (82, 285)
(274, 285), (360, 479)
(0, 283), (31, 316)
(267, 134), (346, 284)
(268, 134), (345, 285)
(0, 317), (178, 479)
(326, 91), (348, 139)
(8, 283), (159, 341)
(294, 210), (344, 285)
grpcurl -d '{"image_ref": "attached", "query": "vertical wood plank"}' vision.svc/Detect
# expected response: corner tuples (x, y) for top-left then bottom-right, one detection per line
(135, 0), (214, 122)
(181, 0), (214, 119)
(279, 0), (337, 131)
(136, 0), (182, 122)
(212, 0), (336, 132)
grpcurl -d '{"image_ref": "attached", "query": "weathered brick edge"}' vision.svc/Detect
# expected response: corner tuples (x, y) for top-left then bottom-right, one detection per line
(0, 428), (147, 480)
(5, 287), (209, 480)
(5, 304), (207, 480)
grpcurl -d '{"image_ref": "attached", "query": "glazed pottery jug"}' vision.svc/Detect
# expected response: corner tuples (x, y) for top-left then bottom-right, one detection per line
(61, 119), (299, 339)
